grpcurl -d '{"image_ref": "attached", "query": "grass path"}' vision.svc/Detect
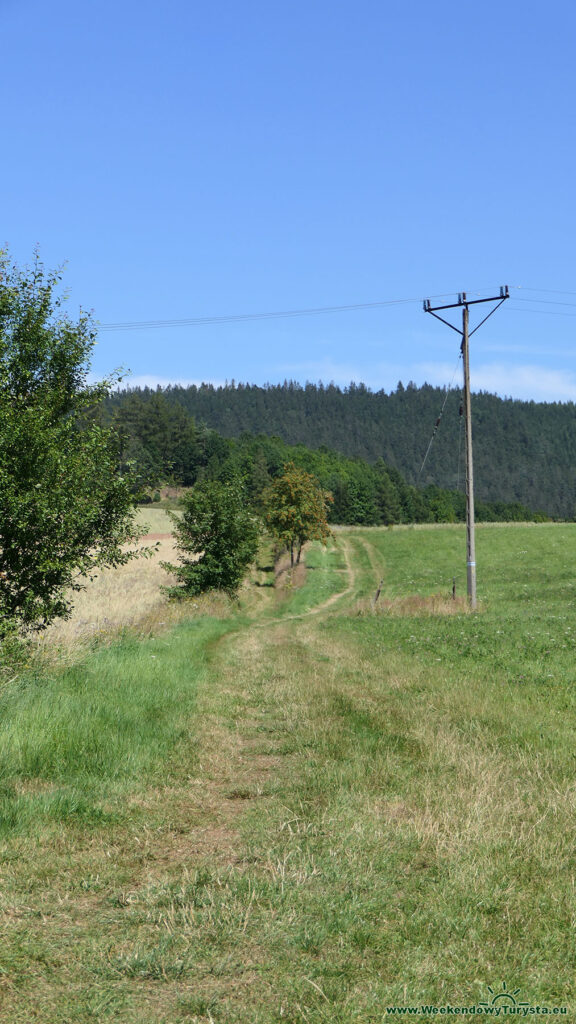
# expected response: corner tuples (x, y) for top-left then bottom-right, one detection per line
(271, 532), (358, 622)
(0, 532), (367, 1023)
(1, 526), (575, 1021)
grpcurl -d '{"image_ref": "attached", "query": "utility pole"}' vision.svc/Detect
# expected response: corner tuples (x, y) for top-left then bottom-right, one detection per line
(423, 287), (509, 610)
(462, 303), (476, 608)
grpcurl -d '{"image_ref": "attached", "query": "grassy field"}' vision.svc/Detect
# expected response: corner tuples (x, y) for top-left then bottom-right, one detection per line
(1, 522), (575, 1021)
(36, 507), (182, 658)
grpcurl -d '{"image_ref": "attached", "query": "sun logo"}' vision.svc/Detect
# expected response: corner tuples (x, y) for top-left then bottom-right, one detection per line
(479, 982), (530, 1009)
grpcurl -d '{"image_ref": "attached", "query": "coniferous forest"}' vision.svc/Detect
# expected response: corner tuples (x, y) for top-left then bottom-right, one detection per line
(105, 379), (576, 518)
(101, 382), (559, 525)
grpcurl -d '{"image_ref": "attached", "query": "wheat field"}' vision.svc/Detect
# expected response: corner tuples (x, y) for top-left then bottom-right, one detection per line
(35, 507), (181, 655)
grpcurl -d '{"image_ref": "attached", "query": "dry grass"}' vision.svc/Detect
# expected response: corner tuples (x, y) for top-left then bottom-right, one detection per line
(134, 507), (180, 534)
(357, 592), (472, 616)
(35, 534), (180, 657)
(32, 503), (242, 661)
(274, 552), (308, 593)
(34, 509), (183, 658)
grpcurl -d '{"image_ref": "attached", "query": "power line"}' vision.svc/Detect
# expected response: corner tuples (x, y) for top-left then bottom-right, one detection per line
(513, 296), (576, 309)
(95, 285), (576, 332)
(98, 295), (434, 331)
(424, 287), (510, 611)
(514, 286), (576, 298)
(507, 306), (576, 318)
(97, 288), (507, 332)
(417, 353), (462, 482)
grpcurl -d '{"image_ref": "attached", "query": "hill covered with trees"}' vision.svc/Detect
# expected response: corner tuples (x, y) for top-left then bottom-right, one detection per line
(106, 381), (575, 518)
(102, 388), (542, 526)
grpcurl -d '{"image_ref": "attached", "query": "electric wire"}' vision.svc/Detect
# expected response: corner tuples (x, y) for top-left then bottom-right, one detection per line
(507, 306), (576, 318)
(417, 353), (462, 483)
(98, 295), (426, 331)
(513, 286), (576, 297)
(97, 288), (512, 332)
(512, 297), (576, 309)
(94, 285), (576, 332)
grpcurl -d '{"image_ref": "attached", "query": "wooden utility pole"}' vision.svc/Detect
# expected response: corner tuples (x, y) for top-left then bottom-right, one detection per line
(423, 287), (509, 609)
(461, 303), (476, 609)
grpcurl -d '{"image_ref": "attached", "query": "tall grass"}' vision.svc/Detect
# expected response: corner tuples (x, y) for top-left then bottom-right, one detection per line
(0, 618), (231, 835)
(35, 506), (183, 655)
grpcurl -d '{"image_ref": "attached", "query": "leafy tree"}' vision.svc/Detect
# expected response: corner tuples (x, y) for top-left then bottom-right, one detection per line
(0, 252), (144, 636)
(163, 480), (260, 597)
(263, 462), (333, 566)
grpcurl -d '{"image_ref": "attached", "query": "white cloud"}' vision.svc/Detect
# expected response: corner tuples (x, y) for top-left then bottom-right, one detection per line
(416, 361), (576, 402)
(90, 363), (576, 403)
(474, 364), (576, 402)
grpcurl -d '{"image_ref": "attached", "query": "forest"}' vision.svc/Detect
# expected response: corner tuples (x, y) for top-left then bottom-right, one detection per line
(104, 380), (575, 518)
(102, 387), (543, 526)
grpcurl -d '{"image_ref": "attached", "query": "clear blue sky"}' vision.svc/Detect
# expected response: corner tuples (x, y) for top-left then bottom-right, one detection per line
(3, 0), (575, 401)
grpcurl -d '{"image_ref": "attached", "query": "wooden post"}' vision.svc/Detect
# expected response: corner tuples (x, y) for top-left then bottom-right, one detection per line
(462, 304), (477, 610)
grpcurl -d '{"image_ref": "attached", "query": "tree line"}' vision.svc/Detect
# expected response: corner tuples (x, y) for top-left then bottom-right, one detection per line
(103, 388), (542, 527)
(105, 379), (575, 519)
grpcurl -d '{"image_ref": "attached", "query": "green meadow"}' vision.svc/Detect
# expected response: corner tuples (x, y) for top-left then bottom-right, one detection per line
(0, 523), (574, 1022)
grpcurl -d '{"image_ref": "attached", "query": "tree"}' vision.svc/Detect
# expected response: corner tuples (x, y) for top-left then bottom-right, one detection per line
(163, 479), (260, 597)
(0, 251), (144, 636)
(263, 462), (333, 566)
(112, 390), (199, 487)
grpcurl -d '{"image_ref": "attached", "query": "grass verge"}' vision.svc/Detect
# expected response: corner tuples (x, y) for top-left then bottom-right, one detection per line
(0, 616), (232, 838)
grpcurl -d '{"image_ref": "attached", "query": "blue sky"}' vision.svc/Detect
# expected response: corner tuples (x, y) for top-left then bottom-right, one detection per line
(2, 0), (575, 401)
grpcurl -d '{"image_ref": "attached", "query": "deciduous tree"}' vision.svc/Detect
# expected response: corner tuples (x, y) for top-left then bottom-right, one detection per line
(263, 462), (332, 566)
(0, 251), (144, 636)
(163, 479), (260, 597)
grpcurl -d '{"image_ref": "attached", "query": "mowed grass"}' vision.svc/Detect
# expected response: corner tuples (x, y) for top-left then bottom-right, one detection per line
(0, 523), (575, 1020)
(271, 536), (351, 617)
(306, 524), (576, 1009)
